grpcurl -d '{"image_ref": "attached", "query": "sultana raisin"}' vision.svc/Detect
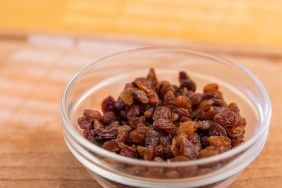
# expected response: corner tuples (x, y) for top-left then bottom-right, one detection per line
(101, 96), (116, 113)
(145, 129), (159, 147)
(78, 116), (93, 129)
(214, 111), (240, 128)
(102, 139), (120, 153)
(102, 111), (116, 125)
(179, 71), (196, 92)
(152, 106), (172, 120)
(132, 88), (150, 104)
(120, 145), (137, 158)
(209, 122), (227, 137)
(126, 105), (140, 119)
(83, 109), (102, 121)
(91, 127), (118, 140)
(153, 119), (175, 133)
(208, 136), (231, 147)
(175, 95), (192, 112)
(177, 121), (198, 136)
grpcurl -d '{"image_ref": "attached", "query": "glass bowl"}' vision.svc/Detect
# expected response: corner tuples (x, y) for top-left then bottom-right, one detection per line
(61, 47), (271, 188)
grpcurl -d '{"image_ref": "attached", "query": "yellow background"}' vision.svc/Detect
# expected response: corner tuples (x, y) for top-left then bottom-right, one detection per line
(0, 0), (282, 47)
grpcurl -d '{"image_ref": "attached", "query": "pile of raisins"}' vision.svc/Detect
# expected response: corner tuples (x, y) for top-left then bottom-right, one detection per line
(78, 68), (246, 162)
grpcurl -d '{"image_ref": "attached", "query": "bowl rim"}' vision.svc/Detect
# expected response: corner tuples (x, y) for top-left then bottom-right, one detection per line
(61, 47), (272, 167)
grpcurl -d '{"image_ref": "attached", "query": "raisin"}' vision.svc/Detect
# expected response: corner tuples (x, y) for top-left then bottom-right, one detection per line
(201, 136), (209, 147)
(129, 126), (148, 145)
(173, 107), (189, 117)
(178, 121), (198, 136)
(152, 106), (172, 120)
(126, 105), (140, 119)
(188, 133), (202, 152)
(143, 145), (154, 160)
(102, 139), (120, 153)
(199, 148), (218, 158)
(154, 145), (172, 159)
(175, 95), (192, 112)
(203, 83), (219, 92)
(145, 129), (159, 147)
(171, 134), (199, 159)
(144, 108), (154, 120)
(171, 112), (179, 122)
(153, 119), (175, 133)
(202, 92), (222, 100)
(201, 108), (217, 120)
(160, 81), (175, 98)
(102, 111), (116, 125)
(126, 165), (146, 175)
(231, 136), (244, 147)
(120, 145), (137, 158)
(165, 170), (180, 178)
(83, 109), (102, 121)
(178, 116), (192, 123)
(137, 146), (146, 157)
(91, 127), (118, 140)
(226, 125), (245, 138)
(170, 155), (190, 162)
(78, 116), (93, 129)
(197, 99), (214, 112)
(147, 68), (159, 88)
(214, 111), (240, 128)
(197, 120), (212, 130)
(101, 96), (116, 113)
(162, 91), (176, 106)
(179, 71), (196, 92)
(132, 88), (150, 104)
(83, 129), (100, 145)
(128, 116), (146, 128)
(209, 122), (227, 137)
(159, 133), (172, 146)
(190, 93), (202, 107)
(114, 97), (125, 110)
(120, 87), (134, 105)
(144, 166), (164, 178)
(93, 119), (103, 129)
(135, 79), (159, 105)
(208, 136), (231, 147)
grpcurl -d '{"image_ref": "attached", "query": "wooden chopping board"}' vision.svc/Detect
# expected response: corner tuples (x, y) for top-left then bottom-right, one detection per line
(0, 34), (281, 188)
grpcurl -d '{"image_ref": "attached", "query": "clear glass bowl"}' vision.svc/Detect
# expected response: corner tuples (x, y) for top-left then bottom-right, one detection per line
(61, 47), (272, 188)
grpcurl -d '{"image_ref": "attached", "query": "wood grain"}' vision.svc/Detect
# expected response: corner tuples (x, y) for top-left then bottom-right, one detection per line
(0, 0), (282, 47)
(0, 35), (281, 188)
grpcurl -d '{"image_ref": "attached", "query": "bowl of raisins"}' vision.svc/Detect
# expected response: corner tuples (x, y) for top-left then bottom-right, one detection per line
(61, 47), (271, 188)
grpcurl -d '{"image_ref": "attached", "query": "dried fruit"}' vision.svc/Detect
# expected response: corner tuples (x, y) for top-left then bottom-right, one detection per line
(153, 119), (175, 133)
(102, 139), (120, 153)
(145, 129), (159, 147)
(214, 111), (240, 128)
(101, 96), (116, 113)
(178, 121), (198, 136)
(208, 136), (231, 147)
(78, 116), (93, 129)
(120, 145), (137, 158)
(91, 127), (118, 140)
(152, 106), (172, 120)
(175, 96), (192, 112)
(78, 68), (246, 163)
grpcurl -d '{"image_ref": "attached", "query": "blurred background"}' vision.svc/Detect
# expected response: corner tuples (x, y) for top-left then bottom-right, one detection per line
(1, 0), (282, 48)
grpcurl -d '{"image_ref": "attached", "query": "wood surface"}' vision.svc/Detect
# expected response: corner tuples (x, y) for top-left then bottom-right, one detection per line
(0, 0), (282, 48)
(0, 34), (281, 188)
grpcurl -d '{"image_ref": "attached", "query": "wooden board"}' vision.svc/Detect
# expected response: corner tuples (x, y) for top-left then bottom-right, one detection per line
(1, 0), (282, 48)
(0, 34), (281, 188)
